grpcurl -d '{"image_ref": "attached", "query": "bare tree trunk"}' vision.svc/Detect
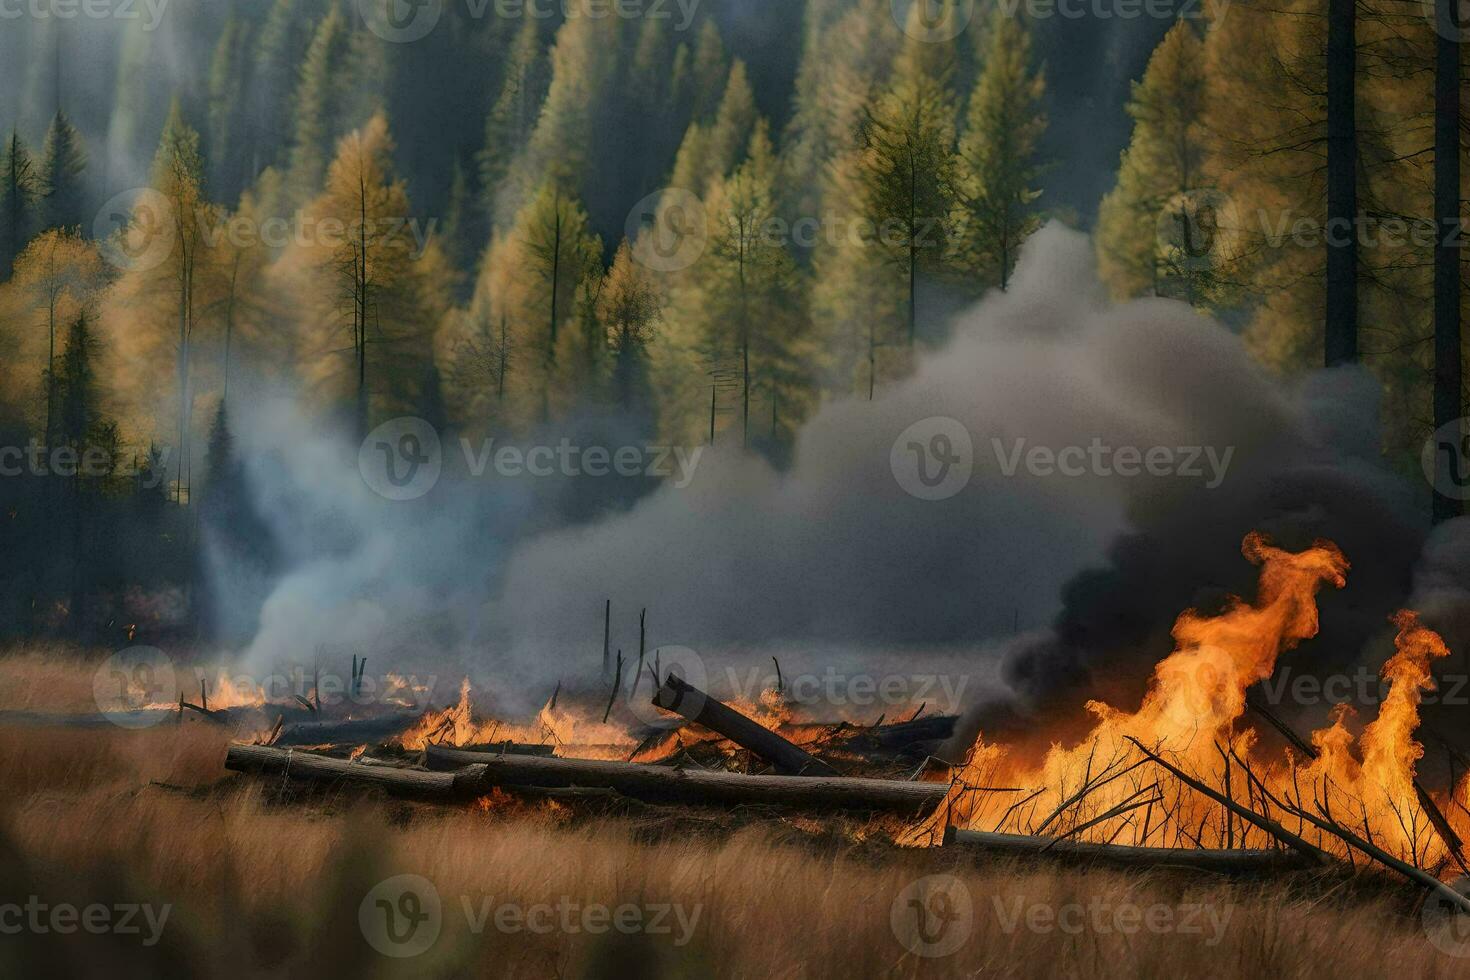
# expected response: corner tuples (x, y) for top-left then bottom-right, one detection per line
(1434, 0), (1463, 523)
(1324, 0), (1357, 367)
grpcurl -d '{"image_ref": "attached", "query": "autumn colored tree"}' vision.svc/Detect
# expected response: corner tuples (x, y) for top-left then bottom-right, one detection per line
(8, 229), (104, 443)
(599, 239), (662, 414)
(306, 113), (421, 438)
(151, 102), (215, 505)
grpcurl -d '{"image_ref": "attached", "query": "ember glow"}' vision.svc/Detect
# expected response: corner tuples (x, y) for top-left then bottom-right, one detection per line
(909, 533), (1470, 874)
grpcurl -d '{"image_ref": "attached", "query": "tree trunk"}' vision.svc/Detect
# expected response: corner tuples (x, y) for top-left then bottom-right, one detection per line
(1433, 0), (1463, 523)
(1324, 0), (1357, 367)
(651, 675), (836, 775)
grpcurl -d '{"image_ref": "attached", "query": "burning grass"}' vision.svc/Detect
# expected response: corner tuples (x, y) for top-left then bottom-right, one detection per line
(0, 723), (1465, 978)
(914, 534), (1470, 878)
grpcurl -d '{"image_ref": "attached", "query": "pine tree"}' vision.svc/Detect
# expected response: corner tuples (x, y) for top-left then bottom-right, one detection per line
(0, 131), (37, 278)
(515, 180), (601, 421)
(54, 310), (101, 458)
(599, 239), (662, 414)
(663, 125), (812, 446)
(9, 229), (104, 443)
(950, 11), (1045, 293)
(1095, 23), (1210, 304)
(249, 0), (312, 177)
(308, 113), (420, 438)
(286, 5), (349, 209)
(152, 100), (213, 506)
(854, 1), (959, 345)
(689, 19), (728, 122)
(38, 112), (87, 233)
(478, 15), (548, 217)
(207, 14), (256, 202)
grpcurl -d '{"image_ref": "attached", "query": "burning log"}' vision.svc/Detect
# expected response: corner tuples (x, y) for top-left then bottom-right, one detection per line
(225, 744), (460, 800)
(423, 745), (946, 814)
(862, 714), (957, 749)
(944, 828), (1320, 873)
(651, 675), (837, 776)
(273, 713), (421, 747)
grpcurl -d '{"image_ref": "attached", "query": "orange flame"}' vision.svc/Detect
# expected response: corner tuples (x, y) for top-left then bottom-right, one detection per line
(912, 533), (1468, 874)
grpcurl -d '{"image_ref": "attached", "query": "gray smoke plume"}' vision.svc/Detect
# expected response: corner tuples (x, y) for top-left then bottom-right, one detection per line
(491, 224), (1424, 724)
(221, 225), (1433, 728)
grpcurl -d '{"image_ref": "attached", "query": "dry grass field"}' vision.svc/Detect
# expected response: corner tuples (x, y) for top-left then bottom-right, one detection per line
(1, 649), (1467, 979)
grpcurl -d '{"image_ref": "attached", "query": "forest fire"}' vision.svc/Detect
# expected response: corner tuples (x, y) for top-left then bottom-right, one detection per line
(911, 533), (1469, 876)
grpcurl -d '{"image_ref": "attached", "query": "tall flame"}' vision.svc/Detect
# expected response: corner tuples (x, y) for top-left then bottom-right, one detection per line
(912, 533), (1469, 874)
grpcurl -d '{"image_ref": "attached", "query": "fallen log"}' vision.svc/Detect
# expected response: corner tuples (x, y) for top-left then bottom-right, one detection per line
(274, 713), (421, 746)
(651, 676), (836, 776)
(945, 828), (1318, 873)
(424, 745), (947, 814)
(864, 714), (957, 748)
(226, 744), (459, 800)
(448, 741), (556, 757)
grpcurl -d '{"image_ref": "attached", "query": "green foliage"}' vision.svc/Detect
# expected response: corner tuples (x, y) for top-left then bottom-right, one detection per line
(1095, 22), (1213, 305)
(950, 11), (1046, 292)
(852, 4), (960, 343)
